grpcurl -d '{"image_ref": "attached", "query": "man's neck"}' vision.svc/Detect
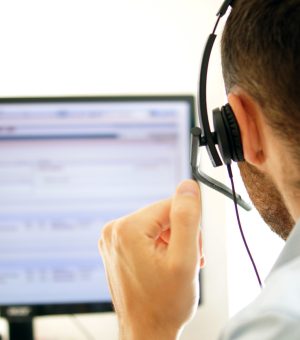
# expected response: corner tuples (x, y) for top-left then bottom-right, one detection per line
(279, 179), (300, 226)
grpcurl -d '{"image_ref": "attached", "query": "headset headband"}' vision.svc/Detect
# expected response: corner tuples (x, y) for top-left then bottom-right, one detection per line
(198, 0), (233, 167)
(191, 0), (251, 211)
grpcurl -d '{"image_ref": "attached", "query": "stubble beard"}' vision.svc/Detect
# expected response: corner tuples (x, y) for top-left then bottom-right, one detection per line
(238, 162), (294, 240)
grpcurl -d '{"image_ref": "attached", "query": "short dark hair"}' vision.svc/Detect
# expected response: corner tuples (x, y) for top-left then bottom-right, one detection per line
(221, 0), (300, 159)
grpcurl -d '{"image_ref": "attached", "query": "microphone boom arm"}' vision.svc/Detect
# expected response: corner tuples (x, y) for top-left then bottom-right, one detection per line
(191, 127), (251, 211)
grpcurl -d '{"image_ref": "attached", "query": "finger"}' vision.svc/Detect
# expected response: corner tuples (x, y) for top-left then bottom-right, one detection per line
(123, 199), (172, 240)
(99, 220), (114, 250)
(97, 241), (120, 312)
(169, 180), (202, 261)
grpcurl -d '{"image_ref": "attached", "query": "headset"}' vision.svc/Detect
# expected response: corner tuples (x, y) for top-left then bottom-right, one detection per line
(191, 0), (262, 287)
(190, 0), (251, 211)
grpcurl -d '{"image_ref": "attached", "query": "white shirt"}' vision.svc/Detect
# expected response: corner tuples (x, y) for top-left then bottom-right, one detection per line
(221, 220), (300, 340)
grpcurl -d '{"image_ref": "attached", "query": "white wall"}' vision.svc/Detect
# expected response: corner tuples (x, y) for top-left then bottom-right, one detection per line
(0, 0), (214, 97)
(0, 1), (281, 339)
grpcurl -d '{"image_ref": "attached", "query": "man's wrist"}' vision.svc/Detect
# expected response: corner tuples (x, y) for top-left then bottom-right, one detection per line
(118, 317), (180, 340)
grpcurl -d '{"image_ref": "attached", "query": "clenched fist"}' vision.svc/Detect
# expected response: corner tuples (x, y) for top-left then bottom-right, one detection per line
(99, 180), (203, 340)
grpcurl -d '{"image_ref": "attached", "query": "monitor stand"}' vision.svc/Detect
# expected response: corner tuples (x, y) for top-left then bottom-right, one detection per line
(8, 318), (34, 340)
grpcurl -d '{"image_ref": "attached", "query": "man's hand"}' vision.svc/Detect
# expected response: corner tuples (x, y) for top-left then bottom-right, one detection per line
(98, 180), (202, 340)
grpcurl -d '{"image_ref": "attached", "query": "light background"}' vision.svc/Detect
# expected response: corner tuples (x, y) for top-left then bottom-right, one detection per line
(0, 0), (284, 339)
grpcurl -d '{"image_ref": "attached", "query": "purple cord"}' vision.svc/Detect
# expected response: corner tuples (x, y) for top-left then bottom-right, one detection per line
(227, 164), (263, 289)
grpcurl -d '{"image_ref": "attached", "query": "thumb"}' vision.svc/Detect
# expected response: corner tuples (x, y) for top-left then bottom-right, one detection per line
(169, 180), (201, 262)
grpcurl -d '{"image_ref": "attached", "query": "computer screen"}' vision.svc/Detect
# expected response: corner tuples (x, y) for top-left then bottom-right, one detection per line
(0, 96), (194, 315)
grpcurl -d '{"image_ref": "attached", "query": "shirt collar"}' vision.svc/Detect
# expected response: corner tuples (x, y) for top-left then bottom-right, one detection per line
(269, 219), (300, 276)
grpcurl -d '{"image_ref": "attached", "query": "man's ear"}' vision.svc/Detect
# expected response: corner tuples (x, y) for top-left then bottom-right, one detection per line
(228, 91), (266, 167)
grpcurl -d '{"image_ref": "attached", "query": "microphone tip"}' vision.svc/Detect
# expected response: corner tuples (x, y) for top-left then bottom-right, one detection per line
(191, 127), (202, 136)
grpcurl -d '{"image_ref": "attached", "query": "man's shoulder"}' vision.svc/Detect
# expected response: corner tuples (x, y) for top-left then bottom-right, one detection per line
(221, 255), (300, 340)
(262, 256), (300, 313)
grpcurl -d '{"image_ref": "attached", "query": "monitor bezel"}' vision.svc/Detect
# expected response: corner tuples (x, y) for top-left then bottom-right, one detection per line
(0, 94), (196, 318)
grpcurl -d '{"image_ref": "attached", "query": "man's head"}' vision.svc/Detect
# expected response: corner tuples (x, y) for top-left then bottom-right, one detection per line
(221, 0), (300, 237)
(222, 0), (300, 156)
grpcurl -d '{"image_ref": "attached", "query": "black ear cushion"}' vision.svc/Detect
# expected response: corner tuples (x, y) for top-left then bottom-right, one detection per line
(213, 107), (232, 165)
(222, 104), (244, 162)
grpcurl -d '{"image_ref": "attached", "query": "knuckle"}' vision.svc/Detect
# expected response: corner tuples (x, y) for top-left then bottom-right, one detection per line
(98, 239), (106, 259)
(98, 238), (103, 251)
(100, 216), (133, 251)
(100, 220), (115, 243)
(113, 219), (130, 247)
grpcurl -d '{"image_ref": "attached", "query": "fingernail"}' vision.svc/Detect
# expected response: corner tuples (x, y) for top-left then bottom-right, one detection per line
(177, 180), (199, 197)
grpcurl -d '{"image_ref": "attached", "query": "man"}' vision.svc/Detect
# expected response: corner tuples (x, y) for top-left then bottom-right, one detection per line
(99, 0), (300, 339)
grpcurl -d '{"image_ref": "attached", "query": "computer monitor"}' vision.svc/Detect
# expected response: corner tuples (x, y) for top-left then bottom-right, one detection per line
(0, 95), (195, 339)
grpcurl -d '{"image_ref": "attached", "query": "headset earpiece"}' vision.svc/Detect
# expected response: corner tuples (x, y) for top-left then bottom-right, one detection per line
(222, 104), (244, 162)
(213, 103), (244, 165)
(192, 0), (251, 211)
(213, 107), (232, 165)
